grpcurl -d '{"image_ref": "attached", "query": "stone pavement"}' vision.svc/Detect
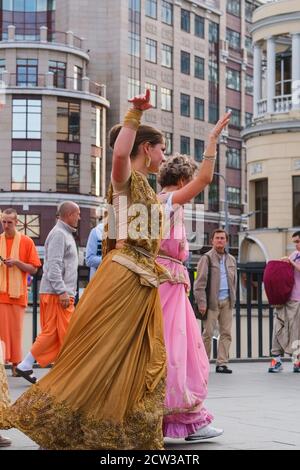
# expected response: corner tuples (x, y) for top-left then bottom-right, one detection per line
(1, 362), (300, 451)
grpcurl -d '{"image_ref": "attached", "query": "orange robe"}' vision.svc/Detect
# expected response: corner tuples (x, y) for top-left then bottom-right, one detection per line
(31, 294), (75, 367)
(0, 235), (41, 363)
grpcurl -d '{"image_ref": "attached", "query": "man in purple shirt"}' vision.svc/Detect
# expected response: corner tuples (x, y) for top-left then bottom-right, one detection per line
(269, 231), (300, 373)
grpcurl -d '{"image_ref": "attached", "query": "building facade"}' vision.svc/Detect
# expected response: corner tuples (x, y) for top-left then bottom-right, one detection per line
(92, 0), (261, 261)
(0, 0), (109, 260)
(241, 0), (300, 267)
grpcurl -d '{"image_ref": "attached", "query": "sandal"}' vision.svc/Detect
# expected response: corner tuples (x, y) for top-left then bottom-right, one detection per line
(15, 368), (37, 384)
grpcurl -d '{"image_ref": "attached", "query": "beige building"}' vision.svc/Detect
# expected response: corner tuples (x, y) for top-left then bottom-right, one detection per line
(241, 0), (300, 266)
(0, 0), (110, 258)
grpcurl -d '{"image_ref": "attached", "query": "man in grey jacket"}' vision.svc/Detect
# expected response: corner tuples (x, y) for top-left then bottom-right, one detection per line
(194, 229), (237, 374)
(17, 202), (80, 383)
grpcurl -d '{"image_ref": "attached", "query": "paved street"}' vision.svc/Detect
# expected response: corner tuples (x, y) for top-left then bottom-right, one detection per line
(1, 362), (300, 451)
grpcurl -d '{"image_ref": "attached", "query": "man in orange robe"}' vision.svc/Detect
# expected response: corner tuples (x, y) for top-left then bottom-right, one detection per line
(0, 208), (41, 378)
(17, 202), (80, 383)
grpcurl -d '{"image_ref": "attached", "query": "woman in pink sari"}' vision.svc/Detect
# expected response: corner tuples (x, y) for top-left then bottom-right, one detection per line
(157, 112), (231, 442)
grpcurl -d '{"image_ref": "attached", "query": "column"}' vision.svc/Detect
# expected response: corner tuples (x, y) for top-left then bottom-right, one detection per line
(292, 33), (300, 110)
(253, 43), (262, 118)
(267, 37), (276, 114)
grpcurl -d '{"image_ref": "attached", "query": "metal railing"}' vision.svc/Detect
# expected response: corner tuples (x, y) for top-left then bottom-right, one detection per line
(28, 264), (274, 360)
(5, 73), (106, 98)
(1, 28), (85, 51)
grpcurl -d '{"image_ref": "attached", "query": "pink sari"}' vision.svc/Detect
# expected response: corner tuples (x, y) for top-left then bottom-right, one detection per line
(158, 194), (213, 438)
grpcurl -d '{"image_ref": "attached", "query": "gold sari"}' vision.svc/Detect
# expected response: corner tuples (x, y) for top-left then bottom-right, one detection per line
(1, 172), (168, 450)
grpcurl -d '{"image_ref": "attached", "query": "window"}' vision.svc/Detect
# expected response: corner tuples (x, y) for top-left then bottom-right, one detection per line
(91, 105), (102, 148)
(12, 150), (41, 191)
(226, 29), (241, 50)
(73, 65), (83, 91)
(180, 93), (190, 117)
(293, 177), (300, 226)
(91, 155), (100, 197)
(16, 59), (38, 87)
(229, 234), (239, 248)
(209, 21), (219, 43)
(194, 139), (204, 162)
(57, 153), (80, 193)
(17, 214), (40, 238)
(195, 15), (204, 38)
(146, 0), (157, 19)
(209, 60), (218, 83)
(245, 74), (253, 95)
(49, 60), (66, 88)
(145, 38), (157, 63)
(0, 59), (6, 80)
(255, 179), (268, 228)
(195, 56), (204, 80)
(195, 97), (204, 121)
(162, 44), (173, 68)
(195, 192), (204, 205)
(209, 103), (219, 124)
(57, 100), (80, 142)
(164, 132), (173, 155)
(145, 83), (157, 108)
(161, 87), (172, 112)
(208, 182), (219, 211)
(161, 1), (173, 25)
(129, 0), (141, 12)
(128, 32), (140, 57)
(227, 107), (241, 127)
(181, 9), (190, 33)
(227, 0), (240, 17)
(12, 98), (41, 139)
(245, 36), (253, 54)
(245, 1), (255, 22)
(1, 0), (55, 41)
(227, 148), (241, 169)
(245, 112), (253, 127)
(180, 136), (190, 155)
(181, 51), (190, 75)
(128, 78), (141, 100)
(276, 53), (292, 96)
(226, 68), (241, 91)
(228, 187), (241, 207)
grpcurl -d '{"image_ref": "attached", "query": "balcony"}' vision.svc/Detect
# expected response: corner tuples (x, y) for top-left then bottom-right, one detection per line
(1, 72), (107, 103)
(0, 26), (89, 59)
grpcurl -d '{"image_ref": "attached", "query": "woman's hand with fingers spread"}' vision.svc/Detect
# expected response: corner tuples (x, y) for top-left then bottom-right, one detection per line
(128, 88), (152, 111)
(209, 111), (231, 142)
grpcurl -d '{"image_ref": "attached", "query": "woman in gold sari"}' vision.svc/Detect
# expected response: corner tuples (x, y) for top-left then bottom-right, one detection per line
(1, 90), (169, 450)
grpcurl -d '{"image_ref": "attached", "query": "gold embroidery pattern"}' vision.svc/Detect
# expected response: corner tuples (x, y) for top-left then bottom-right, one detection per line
(3, 379), (166, 450)
(0, 364), (10, 428)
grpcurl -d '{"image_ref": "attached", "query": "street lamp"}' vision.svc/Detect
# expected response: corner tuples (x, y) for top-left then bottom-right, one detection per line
(214, 172), (229, 234)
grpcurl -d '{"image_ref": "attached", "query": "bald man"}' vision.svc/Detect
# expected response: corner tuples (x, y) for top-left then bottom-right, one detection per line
(17, 202), (80, 383)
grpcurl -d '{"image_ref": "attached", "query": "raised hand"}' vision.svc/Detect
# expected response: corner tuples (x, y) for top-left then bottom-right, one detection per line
(210, 111), (231, 141)
(128, 88), (152, 111)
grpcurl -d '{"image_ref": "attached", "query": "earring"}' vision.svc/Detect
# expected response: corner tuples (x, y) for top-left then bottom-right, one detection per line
(145, 155), (152, 168)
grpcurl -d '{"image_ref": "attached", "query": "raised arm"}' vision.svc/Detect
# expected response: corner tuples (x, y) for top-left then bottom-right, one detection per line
(112, 89), (152, 185)
(172, 112), (231, 205)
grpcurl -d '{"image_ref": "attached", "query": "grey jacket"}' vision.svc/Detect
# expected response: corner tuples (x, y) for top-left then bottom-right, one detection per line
(194, 248), (237, 311)
(40, 220), (79, 297)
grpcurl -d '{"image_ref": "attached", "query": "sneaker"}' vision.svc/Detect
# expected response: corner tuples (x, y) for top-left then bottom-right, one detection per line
(216, 365), (232, 374)
(0, 435), (12, 447)
(293, 362), (300, 373)
(185, 425), (224, 442)
(268, 357), (283, 373)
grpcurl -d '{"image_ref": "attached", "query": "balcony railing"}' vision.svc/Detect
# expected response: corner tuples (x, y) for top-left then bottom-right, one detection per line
(274, 94), (292, 113)
(257, 99), (267, 116)
(1, 25), (86, 52)
(4, 73), (106, 98)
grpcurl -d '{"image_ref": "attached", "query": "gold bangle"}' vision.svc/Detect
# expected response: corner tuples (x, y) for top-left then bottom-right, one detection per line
(123, 108), (143, 131)
(203, 154), (216, 161)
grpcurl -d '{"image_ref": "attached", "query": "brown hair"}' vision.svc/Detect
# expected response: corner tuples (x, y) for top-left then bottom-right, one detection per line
(109, 124), (164, 159)
(2, 208), (18, 219)
(211, 228), (229, 241)
(158, 154), (198, 188)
